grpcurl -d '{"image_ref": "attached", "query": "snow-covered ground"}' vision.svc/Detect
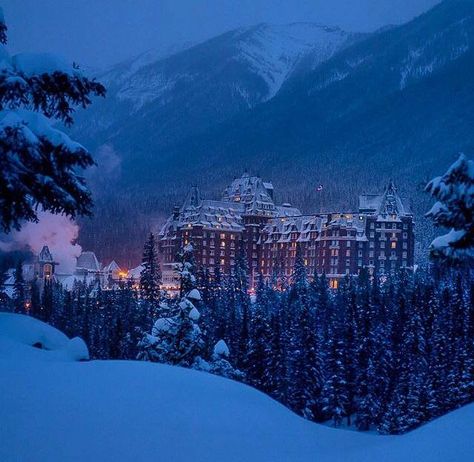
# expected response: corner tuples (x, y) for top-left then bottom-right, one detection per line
(0, 313), (473, 462)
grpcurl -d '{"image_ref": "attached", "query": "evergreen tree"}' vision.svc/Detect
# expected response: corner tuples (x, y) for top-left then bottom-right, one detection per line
(209, 340), (244, 380)
(12, 260), (25, 313)
(140, 232), (162, 309)
(426, 154), (474, 265)
(0, 14), (105, 232)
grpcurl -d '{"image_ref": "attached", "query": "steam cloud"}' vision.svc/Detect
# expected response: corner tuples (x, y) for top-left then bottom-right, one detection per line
(0, 211), (82, 274)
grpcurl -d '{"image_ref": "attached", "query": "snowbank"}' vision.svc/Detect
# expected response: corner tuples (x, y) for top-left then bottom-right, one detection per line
(0, 331), (472, 461)
(0, 313), (88, 362)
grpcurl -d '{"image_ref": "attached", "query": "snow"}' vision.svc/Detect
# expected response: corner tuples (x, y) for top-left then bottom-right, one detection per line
(431, 228), (469, 253)
(152, 318), (174, 334)
(0, 109), (85, 152)
(187, 288), (201, 301)
(1, 352), (473, 461)
(0, 313), (89, 362)
(1, 314), (473, 462)
(188, 307), (201, 321)
(12, 52), (78, 76)
(236, 23), (349, 100)
(213, 339), (230, 357)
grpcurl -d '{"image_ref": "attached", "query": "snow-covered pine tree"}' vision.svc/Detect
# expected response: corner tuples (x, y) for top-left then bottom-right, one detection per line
(246, 288), (273, 393)
(232, 248), (251, 369)
(209, 339), (244, 381)
(0, 11), (105, 232)
(12, 260), (25, 313)
(140, 232), (162, 309)
(137, 243), (204, 367)
(321, 301), (349, 427)
(426, 154), (474, 265)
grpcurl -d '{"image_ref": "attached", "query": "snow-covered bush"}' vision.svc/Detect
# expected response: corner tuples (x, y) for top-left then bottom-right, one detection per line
(209, 340), (244, 380)
(0, 11), (105, 232)
(426, 154), (474, 264)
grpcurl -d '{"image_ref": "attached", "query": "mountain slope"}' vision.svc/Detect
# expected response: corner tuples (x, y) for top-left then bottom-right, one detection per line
(74, 23), (354, 154)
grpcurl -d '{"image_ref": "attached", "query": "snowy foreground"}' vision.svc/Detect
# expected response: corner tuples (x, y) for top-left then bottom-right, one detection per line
(0, 314), (473, 462)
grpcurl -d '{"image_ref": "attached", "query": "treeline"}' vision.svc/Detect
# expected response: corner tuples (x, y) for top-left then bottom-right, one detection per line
(1, 246), (472, 435)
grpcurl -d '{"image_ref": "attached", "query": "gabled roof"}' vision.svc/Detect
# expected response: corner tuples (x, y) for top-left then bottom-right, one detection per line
(76, 251), (101, 272)
(103, 260), (120, 272)
(359, 181), (411, 218)
(38, 245), (54, 263)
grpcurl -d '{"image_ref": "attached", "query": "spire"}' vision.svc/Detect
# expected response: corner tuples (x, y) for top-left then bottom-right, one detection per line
(183, 185), (201, 208)
(378, 180), (404, 217)
(38, 245), (53, 263)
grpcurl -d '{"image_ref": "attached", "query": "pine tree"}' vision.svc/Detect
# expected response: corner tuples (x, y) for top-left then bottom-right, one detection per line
(140, 232), (162, 312)
(0, 13), (105, 232)
(12, 260), (25, 313)
(137, 244), (204, 367)
(209, 340), (244, 381)
(321, 302), (349, 427)
(426, 154), (474, 265)
(246, 300), (273, 393)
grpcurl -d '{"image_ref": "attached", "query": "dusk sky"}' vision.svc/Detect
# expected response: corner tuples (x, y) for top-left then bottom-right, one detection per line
(4, 0), (440, 69)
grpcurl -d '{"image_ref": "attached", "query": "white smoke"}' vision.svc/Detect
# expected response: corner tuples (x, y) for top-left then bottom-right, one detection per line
(0, 211), (82, 274)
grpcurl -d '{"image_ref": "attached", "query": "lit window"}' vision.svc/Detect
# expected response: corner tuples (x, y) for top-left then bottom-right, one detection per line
(391, 242), (397, 249)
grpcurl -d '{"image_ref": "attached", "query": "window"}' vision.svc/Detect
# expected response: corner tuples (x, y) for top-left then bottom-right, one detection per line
(391, 242), (396, 249)
(346, 241), (351, 247)
(220, 233), (226, 240)
(380, 241), (385, 248)
(369, 241), (374, 248)
(220, 259), (225, 265)
(330, 279), (339, 289)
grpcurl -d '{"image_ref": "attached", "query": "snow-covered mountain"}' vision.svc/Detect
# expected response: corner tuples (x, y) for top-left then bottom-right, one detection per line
(73, 22), (355, 146)
(103, 23), (350, 107)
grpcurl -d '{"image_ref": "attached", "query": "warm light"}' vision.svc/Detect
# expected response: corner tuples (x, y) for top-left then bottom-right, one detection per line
(118, 271), (128, 278)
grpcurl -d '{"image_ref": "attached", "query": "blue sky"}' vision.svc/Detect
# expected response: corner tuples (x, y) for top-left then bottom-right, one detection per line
(3, 0), (440, 69)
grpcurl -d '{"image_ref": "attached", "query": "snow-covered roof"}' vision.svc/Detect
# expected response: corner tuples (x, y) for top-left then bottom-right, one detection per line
(103, 260), (121, 272)
(359, 181), (411, 218)
(128, 265), (144, 279)
(160, 174), (301, 237)
(38, 245), (54, 263)
(76, 251), (101, 272)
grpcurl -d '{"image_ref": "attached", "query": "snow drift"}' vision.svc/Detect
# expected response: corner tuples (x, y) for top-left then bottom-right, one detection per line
(0, 313), (88, 362)
(0, 313), (472, 462)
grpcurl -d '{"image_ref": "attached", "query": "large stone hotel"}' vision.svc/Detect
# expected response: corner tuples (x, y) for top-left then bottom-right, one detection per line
(158, 173), (415, 289)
